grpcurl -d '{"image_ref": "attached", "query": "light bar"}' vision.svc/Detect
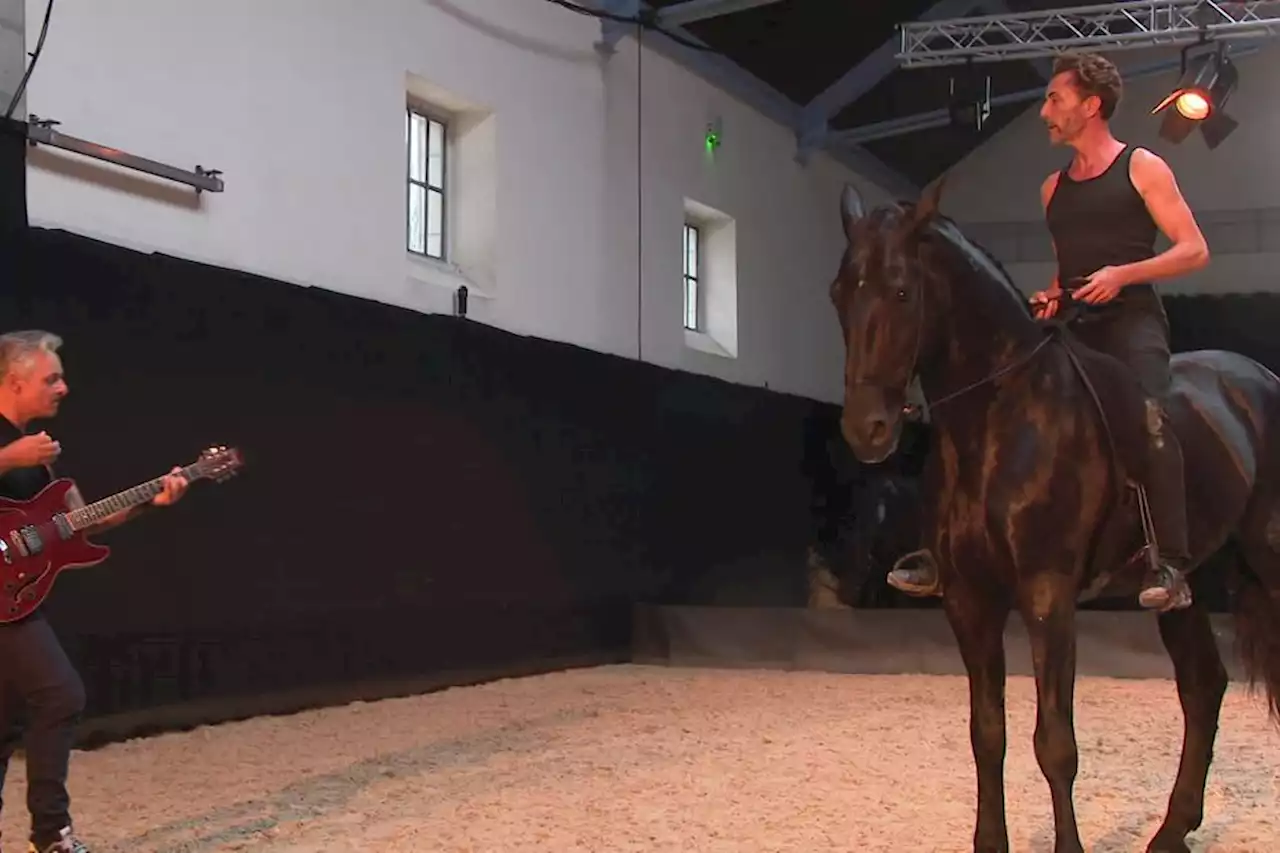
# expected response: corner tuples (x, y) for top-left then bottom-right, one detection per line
(26, 116), (224, 193)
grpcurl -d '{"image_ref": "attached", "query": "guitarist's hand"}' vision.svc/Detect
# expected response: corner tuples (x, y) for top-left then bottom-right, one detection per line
(0, 432), (61, 469)
(151, 467), (190, 507)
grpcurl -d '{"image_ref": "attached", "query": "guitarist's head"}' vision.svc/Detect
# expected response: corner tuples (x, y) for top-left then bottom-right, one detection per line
(0, 330), (69, 429)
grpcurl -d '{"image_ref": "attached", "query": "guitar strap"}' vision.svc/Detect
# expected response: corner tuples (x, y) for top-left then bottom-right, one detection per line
(44, 462), (85, 511)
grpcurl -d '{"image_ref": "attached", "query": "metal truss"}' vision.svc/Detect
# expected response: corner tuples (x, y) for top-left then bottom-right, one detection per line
(897, 0), (1280, 67)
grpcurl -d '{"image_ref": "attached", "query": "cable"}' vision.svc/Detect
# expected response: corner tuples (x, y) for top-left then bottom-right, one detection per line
(545, 0), (680, 361)
(4, 0), (56, 120)
(636, 24), (643, 361)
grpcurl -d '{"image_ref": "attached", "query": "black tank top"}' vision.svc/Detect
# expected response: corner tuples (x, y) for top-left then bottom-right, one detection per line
(1045, 145), (1160, 310)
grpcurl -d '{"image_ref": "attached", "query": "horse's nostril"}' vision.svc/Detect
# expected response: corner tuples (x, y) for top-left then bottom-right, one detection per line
(868, 418), (889, 445)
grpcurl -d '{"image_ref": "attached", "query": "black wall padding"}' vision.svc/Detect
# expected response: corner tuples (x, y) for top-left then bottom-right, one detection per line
(3, 223), (1275, 734)
(0, 226), (849, 729)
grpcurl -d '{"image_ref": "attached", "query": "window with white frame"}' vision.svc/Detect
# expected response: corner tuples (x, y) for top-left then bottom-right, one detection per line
(406, 106), (447, 260)
(682, 222), (701, 331)
(681, 197), (738, 359)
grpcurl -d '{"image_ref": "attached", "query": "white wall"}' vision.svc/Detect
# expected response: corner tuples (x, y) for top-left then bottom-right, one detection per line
(940, 42), (1280, 298)
(20, 0), (892, 405)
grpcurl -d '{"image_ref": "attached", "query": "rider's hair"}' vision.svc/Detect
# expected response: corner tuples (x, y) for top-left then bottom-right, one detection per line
(1052, 51), (1122, 120)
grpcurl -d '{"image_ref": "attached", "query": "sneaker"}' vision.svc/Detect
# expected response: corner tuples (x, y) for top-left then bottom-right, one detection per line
(28, 827), (90, 853)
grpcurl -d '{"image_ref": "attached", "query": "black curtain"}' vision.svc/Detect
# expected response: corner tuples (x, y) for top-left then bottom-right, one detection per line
(5, 197), (1277, 740)
(0, 225), (840, 740)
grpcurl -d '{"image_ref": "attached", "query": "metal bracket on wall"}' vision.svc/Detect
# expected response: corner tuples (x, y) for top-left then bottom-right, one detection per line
(25, 115), (225, 194)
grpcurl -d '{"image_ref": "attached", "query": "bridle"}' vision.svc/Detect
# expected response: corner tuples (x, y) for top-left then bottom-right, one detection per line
(852, 232), (1057, 424)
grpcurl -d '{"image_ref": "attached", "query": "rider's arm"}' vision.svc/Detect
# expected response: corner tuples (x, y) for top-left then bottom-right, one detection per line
(1117, 148), (1210, 286)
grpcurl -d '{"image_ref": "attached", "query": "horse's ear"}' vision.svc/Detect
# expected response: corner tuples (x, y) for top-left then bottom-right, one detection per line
(913, 171), (949, 226)
(840, 183), (865, 239)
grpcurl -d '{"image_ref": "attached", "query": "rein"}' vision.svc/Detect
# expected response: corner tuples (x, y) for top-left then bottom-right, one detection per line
(905, 333), (1056, 421)
(898, 256), (1065, 422)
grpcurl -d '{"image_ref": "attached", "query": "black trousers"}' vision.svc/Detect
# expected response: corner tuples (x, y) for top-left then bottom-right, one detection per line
(1068, 301), (1191, 564)
(0, 612), (86, 847)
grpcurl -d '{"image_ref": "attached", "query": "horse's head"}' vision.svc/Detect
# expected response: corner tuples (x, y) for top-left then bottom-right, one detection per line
(829, 176), (950, 463)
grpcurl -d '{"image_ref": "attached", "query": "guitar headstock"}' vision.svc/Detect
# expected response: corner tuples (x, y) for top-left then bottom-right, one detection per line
(191, 445), (245, 483)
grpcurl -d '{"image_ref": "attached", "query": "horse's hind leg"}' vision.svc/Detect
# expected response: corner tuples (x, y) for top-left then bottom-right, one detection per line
(1146, 600), (1228, 853)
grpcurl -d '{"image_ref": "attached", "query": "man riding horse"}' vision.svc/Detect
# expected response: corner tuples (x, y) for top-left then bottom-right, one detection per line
(888, 51), (1209, 612)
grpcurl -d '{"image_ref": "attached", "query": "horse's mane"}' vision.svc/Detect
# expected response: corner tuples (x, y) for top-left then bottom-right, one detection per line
(892, 202), (1035, 320)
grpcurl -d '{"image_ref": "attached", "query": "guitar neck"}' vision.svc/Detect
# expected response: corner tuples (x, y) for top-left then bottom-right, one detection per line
(66, 463), (202, 531)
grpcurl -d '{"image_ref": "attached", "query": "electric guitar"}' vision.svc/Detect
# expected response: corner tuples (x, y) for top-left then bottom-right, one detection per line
(0, 445), (243, 623)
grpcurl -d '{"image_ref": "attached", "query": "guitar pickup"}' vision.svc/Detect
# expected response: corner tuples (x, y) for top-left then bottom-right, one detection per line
(6, 530), (27, 558)
(53, 514), (74, 540)
(17, 526), (42, 556)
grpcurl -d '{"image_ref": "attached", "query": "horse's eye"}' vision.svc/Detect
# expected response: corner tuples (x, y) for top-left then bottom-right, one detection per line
(896, 288), (909, 302)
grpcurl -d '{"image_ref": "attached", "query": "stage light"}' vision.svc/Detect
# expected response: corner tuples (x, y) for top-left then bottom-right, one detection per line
(1174, 91), (1210, 121)
(947, 61), (991, 134)
(1151, 42), (1240, 149)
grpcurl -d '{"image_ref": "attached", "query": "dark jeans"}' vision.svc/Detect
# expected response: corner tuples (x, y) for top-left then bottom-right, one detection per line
(1068, 300), (1190, 564)
(0, 613), (86, 847)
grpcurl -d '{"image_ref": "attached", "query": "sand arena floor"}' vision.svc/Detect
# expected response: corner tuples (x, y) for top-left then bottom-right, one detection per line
(0, 665), (1276, 852)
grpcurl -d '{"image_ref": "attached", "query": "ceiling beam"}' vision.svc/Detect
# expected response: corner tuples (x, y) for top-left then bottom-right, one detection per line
(795, 0), (981, 163)
(799, 0), (981, 124)
(592, 0), (921, 199)
(657, 0), (785, 27)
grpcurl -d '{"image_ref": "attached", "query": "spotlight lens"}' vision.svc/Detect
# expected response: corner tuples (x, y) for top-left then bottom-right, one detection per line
(1175, 91), (1211, 121)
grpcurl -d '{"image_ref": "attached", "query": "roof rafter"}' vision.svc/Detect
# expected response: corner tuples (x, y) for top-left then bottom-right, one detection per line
(794, 0), (982, 166)
(592, 0), (921, 198)
(655, 0), (785, 27)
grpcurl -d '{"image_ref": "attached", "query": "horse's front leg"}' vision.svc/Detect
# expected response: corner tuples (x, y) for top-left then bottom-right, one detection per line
(1017, 571), (1085, 853)
(944, 576), (1013, 853)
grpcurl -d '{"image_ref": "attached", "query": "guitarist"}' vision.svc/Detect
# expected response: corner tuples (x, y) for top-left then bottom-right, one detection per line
(0, 330), (188, 853)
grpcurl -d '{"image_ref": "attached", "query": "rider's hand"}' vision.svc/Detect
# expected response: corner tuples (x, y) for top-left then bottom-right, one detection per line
(1030, 286), (1062, 319)
(0, 432), (61, 469)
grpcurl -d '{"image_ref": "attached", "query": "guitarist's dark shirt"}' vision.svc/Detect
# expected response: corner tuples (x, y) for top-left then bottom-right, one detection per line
(0, 415), (55, 502)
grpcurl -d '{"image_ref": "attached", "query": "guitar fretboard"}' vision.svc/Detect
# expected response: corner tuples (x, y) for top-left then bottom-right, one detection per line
(66, 463), (204, 531)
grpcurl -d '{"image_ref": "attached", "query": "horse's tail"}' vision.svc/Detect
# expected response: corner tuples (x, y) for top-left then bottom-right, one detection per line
(1228, 557), (1280, 725)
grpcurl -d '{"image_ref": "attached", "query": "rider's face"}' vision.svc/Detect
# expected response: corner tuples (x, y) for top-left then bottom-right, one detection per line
(1040, 71), (1099, 145)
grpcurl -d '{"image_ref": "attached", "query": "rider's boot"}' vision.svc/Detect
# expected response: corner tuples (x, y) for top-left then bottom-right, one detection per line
(1138, 556), (1192, 612)
(1136, 402), (1193, 612)
(886, 549), (943, 597)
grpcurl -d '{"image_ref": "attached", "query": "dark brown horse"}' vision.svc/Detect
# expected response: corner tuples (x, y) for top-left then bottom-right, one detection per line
(829, 177), (1280, 853)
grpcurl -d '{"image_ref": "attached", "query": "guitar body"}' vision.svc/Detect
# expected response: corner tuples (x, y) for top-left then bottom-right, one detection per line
(0, 445), (241, 623)
(0, 479), (112, 623)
